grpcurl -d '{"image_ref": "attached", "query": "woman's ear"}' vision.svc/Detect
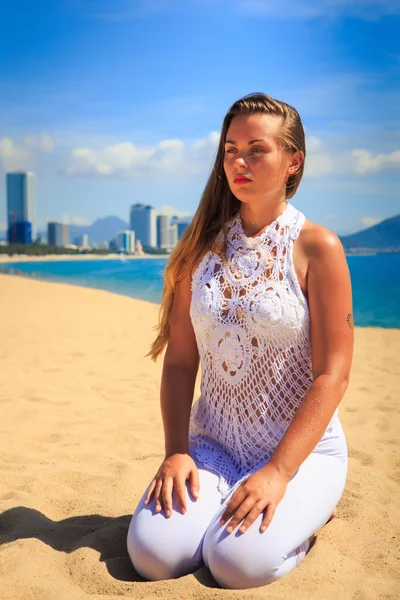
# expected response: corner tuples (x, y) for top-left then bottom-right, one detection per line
(288, 150), (304, 174)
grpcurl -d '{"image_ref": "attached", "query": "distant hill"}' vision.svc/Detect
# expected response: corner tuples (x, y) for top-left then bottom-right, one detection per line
(30, 212), (399, 251)
(39, 216), (129, 244)
(339, 214), (400, 251)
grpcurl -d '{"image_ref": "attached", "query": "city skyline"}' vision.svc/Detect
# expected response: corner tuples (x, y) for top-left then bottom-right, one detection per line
(3, 169), (189, 249)
(0, 2), (399, 237)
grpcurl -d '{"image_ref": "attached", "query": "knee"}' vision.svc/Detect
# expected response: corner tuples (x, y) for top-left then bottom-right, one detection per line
(126, 514), (179, 581)
(204, 530), (282, 589)
(126, 510), (203, 582)
(207, 547), (280, 589)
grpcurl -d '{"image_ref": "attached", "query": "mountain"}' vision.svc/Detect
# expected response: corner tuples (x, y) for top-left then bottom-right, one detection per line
(31, 212), (399, 251)
(339, 214), (400, 251)
(39, 216), (129, 244)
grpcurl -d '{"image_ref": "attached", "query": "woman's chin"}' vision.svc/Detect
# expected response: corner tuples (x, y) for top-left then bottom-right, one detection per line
(232, 192), (253, 203)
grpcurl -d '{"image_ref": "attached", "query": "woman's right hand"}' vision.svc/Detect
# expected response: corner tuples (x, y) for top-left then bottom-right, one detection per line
(144, 453), (200, 517)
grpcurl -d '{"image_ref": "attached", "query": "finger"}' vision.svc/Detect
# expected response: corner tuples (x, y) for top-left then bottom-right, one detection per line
(174, 477), (187, 514)
(189, 467), (200, 500)
(153, 478), (164, 513)
(161, 477), (174, 518)
(220, 486), (247, 525)
(225, 498), (255, 533)
(260, 503), (275, 533)
(238, 501), (265, 534)
(144, 479), (156, 505)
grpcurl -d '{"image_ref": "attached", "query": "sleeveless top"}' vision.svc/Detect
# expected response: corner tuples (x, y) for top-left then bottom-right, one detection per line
(188, 202), (338, 499)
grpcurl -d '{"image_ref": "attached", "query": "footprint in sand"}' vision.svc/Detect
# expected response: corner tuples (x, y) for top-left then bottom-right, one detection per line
(347, 447), (374, 467)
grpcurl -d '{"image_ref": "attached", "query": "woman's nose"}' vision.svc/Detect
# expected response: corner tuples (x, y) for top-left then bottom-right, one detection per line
(234, 155), (247, 167)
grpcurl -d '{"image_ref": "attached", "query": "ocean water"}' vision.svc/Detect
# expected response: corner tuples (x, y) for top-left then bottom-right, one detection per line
(2, 253), (400, 328)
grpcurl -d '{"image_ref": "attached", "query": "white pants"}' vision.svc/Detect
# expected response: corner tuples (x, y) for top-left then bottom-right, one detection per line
(127, 416), (348, 590)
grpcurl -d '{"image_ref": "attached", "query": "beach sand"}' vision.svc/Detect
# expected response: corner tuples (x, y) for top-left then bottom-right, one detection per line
(0, 273), (398, 600)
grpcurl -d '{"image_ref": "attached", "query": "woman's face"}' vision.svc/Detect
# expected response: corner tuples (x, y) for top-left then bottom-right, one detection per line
(223, 113), (299, 204)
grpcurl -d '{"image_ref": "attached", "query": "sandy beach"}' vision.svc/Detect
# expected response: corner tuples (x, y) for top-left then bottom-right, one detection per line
(0, 273), (399, 600)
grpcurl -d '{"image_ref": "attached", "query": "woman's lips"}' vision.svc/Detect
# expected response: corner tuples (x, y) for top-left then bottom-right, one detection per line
(234, 177), (251, 184)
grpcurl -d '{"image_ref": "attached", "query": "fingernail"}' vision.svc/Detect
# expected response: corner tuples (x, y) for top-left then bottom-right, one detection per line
(240, 526), (246, 533)
(194, 491), (199, 498)
(227, 526), (233, 533)
(166, 510), (171, 517)
(261, 525), (266, 532)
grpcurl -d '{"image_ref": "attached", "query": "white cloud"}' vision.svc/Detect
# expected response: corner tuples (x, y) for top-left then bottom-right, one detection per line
(59, 214), (91, 226)
(361, 216), (384, 228)
(60, 132), (220, 179)
(23, 134), (54, 153)
(351, 149), (400, 174)
(60, 130), (400, 180)
(157, 205), (192, 218)
(71, 216), (92, 226)
(0, 134), (55, 171)
(305, 136), (400, 177)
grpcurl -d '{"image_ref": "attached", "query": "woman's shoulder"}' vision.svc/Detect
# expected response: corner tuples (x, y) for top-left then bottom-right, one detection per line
(297, 218), (344, 259)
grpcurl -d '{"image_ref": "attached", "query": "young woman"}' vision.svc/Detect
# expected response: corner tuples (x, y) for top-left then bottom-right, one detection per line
(126, 93), (354, 590)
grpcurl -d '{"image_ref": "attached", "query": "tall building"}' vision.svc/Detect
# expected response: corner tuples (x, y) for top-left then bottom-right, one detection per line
(48, 222), (69, 247)
(177, 221), (189, 240)
(130, 203), (156, 248)
(6, 172), (36, 244)
(116, 230), (135, 254)
(74, 234), (89, 249)
(168, 223), (178, 248)
(156, 214), (170, 249)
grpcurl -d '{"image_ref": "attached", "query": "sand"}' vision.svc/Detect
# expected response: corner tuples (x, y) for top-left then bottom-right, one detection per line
(0, 273), (399, 600)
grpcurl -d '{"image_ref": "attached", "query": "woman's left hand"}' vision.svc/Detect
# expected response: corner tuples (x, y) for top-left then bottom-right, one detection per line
(219, 463), (290, 535)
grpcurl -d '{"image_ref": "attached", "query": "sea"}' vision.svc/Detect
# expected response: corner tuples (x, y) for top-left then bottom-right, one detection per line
(2, 253), (399, 329)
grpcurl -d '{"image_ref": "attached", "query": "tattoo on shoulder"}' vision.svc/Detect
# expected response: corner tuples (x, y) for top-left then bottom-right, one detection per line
(347, 314), (354, 329)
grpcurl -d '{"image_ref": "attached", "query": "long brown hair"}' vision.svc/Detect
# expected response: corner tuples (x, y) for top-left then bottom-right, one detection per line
(146, 92), (306, 361)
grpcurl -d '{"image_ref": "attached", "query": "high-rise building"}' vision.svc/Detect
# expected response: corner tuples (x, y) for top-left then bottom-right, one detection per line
(116, 230), (135, 254)
(156, 214), (170, 249)
(177, 221), (189, 240)
(48, 222), (69, 247)
(130, 203), (156, 247)
(168, 224), (178, 248)
(6, 172), (36, 244)
(74, 234), (89, 249)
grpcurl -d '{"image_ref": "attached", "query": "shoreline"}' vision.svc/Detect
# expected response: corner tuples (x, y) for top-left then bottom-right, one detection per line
(0, 253), (168, 263)
(1, 271), (399, 334)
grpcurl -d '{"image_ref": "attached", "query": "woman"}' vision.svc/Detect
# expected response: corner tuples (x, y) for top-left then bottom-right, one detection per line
(126, 93), (354, 590)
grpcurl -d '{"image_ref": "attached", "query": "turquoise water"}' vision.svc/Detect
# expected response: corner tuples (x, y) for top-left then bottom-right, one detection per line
(2, 254), (399, 328)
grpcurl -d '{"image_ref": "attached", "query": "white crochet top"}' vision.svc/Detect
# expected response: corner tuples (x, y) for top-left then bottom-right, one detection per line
(189, 202), (337, 499)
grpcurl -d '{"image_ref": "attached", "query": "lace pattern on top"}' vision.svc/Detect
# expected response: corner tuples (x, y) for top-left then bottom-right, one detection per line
(189, 202), (334, 499)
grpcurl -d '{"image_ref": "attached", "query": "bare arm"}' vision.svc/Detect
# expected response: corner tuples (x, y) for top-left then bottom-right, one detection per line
(144, 265), (201, 516)
(161, 267), (200, 458)
(268, 226), (354, 479)
(219, 226), (354, 535)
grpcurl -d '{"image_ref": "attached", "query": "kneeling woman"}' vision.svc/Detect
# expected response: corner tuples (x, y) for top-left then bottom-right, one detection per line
(127, 92), (354, 590)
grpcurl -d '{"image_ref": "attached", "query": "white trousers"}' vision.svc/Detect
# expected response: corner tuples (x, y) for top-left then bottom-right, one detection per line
(127, 417), (348, 590)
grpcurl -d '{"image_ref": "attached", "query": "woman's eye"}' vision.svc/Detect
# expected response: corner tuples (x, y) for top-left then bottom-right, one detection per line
(224, 147), (264, 154)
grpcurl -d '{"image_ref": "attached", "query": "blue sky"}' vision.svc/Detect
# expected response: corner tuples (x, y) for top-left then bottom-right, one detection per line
(0, 0), (399, 236)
